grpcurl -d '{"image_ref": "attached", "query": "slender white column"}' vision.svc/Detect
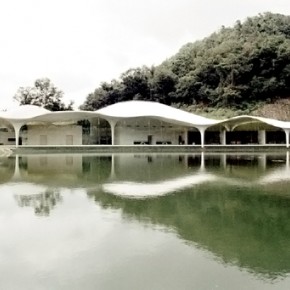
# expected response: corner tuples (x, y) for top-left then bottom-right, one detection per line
(109, 120), (117, 145)
(12, 122), (24, 148)
(198, 127), (206, 148)
(184, 129), (188, 145)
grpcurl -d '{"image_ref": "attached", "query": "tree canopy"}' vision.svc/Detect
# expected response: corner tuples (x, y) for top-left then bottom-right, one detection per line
(14, 78), (73, 111)
(80, 12), (290, 118)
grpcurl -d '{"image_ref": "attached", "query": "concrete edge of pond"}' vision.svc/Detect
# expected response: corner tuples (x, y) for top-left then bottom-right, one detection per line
(9, 145), (290, 155)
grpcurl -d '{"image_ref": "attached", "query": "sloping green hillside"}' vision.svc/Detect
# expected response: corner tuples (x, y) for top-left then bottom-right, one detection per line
(80, 12), (290, 119)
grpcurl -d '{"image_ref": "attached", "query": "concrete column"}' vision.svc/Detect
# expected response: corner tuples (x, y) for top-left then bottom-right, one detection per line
(89, 119), (95, 144)
(109, 120), (117, 145)
(184, 129), (188, 145)
(198, 127), (206, 148)
(258, 130), (266, 145)
(12, 122), (24, 148)
(284, 129), (290, 148)
(220, 129), (226, 145)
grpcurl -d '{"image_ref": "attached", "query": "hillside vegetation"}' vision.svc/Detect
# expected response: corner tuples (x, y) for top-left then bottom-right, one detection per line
(80, 12), (290, 120)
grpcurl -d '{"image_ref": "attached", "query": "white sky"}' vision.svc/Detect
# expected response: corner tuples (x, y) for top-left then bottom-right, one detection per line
(1, 0), (290, 109)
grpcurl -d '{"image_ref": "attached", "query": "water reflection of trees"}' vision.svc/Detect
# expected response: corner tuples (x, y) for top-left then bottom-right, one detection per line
(15, 189), (62, 216)
(88, 185), (290, 280)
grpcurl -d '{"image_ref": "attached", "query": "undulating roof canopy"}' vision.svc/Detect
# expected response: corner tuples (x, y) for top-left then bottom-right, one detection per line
(96, 100), (221, 127)
(1, 101), (290, 130)
(1, 105), (50, 120)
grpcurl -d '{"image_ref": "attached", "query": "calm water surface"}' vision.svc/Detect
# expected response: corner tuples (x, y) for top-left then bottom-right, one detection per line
(0, 153), (290, 290)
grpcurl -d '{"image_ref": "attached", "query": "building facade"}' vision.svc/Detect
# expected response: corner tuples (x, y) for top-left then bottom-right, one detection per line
(0, 101), (290, 148)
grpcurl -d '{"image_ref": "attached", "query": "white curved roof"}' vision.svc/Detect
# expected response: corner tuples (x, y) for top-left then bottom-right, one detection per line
(219, 115), (290, 130)
(96, 100), (221, 127)
(30, 111), (97, 123)
(1, 101), (290, 130)
(254, 116), (290, 129)
(0, 105), (96, 124)
(1, 105), (51, 120)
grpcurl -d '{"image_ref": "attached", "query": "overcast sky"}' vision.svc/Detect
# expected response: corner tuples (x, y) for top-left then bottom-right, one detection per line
(1, 0), (290, 109)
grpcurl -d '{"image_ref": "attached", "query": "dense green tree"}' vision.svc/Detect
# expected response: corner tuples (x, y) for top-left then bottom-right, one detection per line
(79, 80), (124, 111)
(14, 78), (73, 111)
(121, 67), (151, 101)
(149, 67), (177, 104)
(80, 12), (290, 117)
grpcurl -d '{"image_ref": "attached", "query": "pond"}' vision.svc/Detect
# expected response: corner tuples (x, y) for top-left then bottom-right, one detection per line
(0, 152), (290, 290)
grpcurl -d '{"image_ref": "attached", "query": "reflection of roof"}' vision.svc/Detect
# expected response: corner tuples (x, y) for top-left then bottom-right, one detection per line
(258, 166), (290, 184)
(102, 166), (290, 199)
(102, 173), (217, 199)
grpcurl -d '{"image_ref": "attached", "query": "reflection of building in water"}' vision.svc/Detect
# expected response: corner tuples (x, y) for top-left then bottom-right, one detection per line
(101, 153), (290, 198)
(111, 154), (195, 182)
(6, 152), (290, 278)
(15, 155), (84, 187)
(90, 169), (290, 279)
(89, 182), (290, 279)
(20, 155), (83, 174)
(11, 154), (112, 187)
(103, 173), (217, 198)
(0, 156), (15, 184)
(82, 155), (112, 182)
(3, 152), (290, 192)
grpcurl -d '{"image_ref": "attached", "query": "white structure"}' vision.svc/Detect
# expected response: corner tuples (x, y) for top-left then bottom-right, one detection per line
(0, 101), (290, 148)
(25, 124), (82, 145)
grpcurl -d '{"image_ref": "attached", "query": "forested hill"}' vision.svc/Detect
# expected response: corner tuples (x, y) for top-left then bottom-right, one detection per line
(80, 12), (290, 119)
